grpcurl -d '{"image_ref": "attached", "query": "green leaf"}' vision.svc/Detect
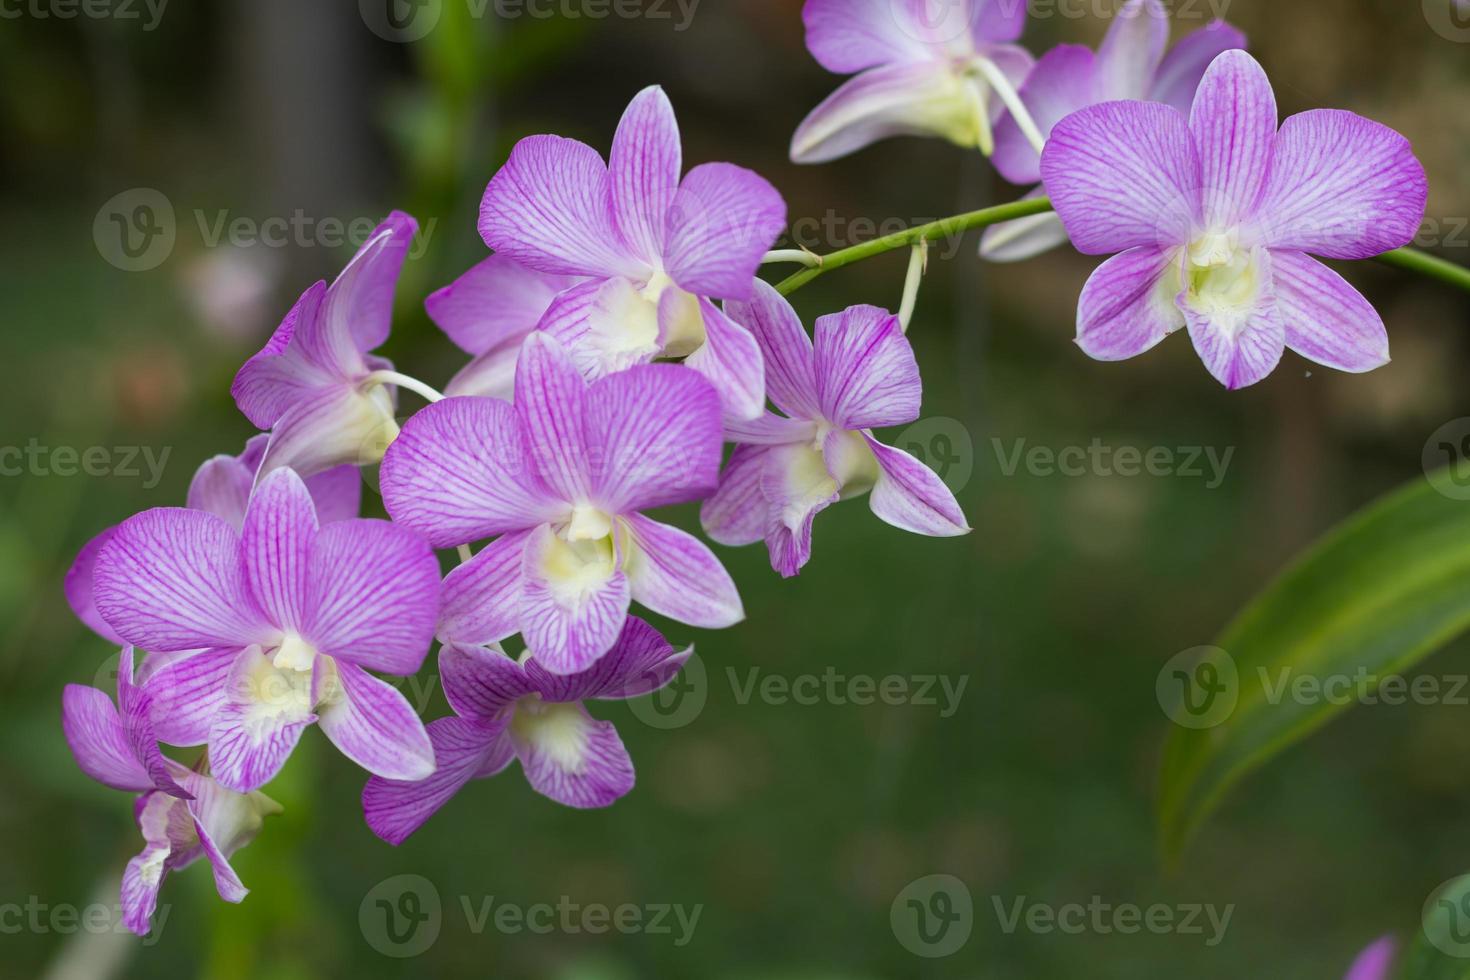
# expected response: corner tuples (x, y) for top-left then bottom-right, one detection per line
(1157, 467), (1470, 865)
(1398, 875), (1470, 980)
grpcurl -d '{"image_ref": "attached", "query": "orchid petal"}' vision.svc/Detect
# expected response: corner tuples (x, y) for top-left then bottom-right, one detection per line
(140, 647), (239, 747)
(864, 434), (970, 537)
(363, 716), (511, 845)
(440, 642), (534, 721)
(624, 514), (744, 629)
(583, 363), (724, 513)
(209, 646), (316, 793)
(1190, 50), (1277, 231)
(381, 396), (560, 548)
(701, 445), (772, 548)
(254, 382), (398, 481)
(1076, 245), (1186, 361)
(813, 305), (921, 429)
(61, 683), (154, 793)
(512, 701), (634, 809)
(1042, 100), (1201, 255)
(1271, 250), (1391, 374)
(438, 530), (533, 646)
(609, 85), (681, 265)
(515, 333), (593, 503)
(65, 527), (127, 646)
(1252, 109), (1427, 259)
(94, 508), (268, 653)
(426, 254), (576, 356)
(1149, 21), (1249, 113)
(303, 519), (440, 676)
(479, 135), (645, 280)
(1096, 0), (1169, 101)
(683, 297), (766, 423)
(241, 469), (318, 633)
(520, 523), (631, 676)
(1181, 248), (1286, 389)
(726, 278), (820, 419)
(664, 163), (785, 301)
(801, 0), (929, 73)
(524, 616), (687, 702)
(317, 661), (435, 781)
(791, 62), (974, 165)
(992, 45), (1097, 187)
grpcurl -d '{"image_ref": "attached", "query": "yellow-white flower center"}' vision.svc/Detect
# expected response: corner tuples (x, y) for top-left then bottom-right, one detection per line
(1183, 232), (1262, 337)
(510, 695), (590, 773)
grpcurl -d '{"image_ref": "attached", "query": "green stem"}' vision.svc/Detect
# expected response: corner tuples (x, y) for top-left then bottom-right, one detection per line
(775, 197), (1054, 295)
(775, 196), (1470, 299)
(1372, 246), (1470, 292)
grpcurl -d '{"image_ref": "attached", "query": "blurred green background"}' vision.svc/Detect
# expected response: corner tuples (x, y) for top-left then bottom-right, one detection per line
(4, 0), (1470, 976)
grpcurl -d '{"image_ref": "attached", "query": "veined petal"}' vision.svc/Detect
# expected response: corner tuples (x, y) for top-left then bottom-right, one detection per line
(440, 642), (534, 721)
(1181, 247), (1286, 389)
(864, 435), (970, 536)
(524, 615), (687, 702)
(724, 412), (819, 446)
(610, 86), (681, 265)
(439, 530), (533, 646)
(992, 45), (1097, 187)
(624, 514), (744, 629)
(583, 363), (724, 514)
(325, 212), (417, 353)
(1149, 21), (1248, 114)
(254, 382), (398, 481)
(380, 396), (560, 548)
(62, 682), (153, 792)
(725, 279), (820, 419)
(1076, 246), (1186, 361)
(303, 519), (441, 676)
(1251, 109), (1427, 259)
(801, 0), (930, 73)
(540, 276), (662, 381)
(121, 792), (189, 936)
(209, 646), (316, 793)
(701, 444), (772, 547)
(1096, 0), (1169, 101)
(426, 254), (577, 356)
(363, 716), (512, 845)
(229, 282), (340, 431)
(520, 523), (631, 675)
(1042, 100), (1201, 254)
(813, 305), (921, 429)
(1271, 250), (1390, 374)
(65, 527), (126, 646)
(303, 465), (362, 525)
(317, 660), (435, 781)
(761, 441), (840, 578)
(179, 769), (279, 902)
(140, 647), (238, 747)
(511, 701), (634, 809)
(186, 454), (253, 530)
(515, 333), (593, 504)
(114, 650), (191, 798)
(479, 134), (646, 280)
(791, 62), (977, 164)
(94, 508), (268, 653)
(1190, 50), (1277, 230)
(241, 469), (318, 633)
(664, 163), (785, 301)
(683, 297), (766, 423)
(445, 337), (525, 400)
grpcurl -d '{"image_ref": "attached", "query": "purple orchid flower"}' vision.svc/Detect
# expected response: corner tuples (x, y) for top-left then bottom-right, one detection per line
(90, 467), (442, 793)
(700, 280), (969, 577)
(63, 649), (281, 936)
(791, 0), (1036, 163)
(362, 616), (687, 843)
(478, 85), (786, 422)
(983, 0), (1246, 261)
(1041, 50), (1427, 389)
(381, 332), (742, 675)
(1343, 936), (1395, 980)
(231, 212), (419, 478)
(426, 254), (584, 400)
(65, 434), (361, 648)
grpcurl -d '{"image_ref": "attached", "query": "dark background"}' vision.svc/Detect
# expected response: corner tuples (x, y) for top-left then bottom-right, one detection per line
(3, 0), (1470, 976)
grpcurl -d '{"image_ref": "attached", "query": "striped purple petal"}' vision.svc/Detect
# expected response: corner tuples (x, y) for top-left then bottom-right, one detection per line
(362, 716), (512, 845)
(317, 661), (435, 781)
(624, 514), (743, 629)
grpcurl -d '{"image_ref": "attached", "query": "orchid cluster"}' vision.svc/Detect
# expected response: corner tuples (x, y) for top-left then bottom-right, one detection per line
(62, 0), (1434, 937)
